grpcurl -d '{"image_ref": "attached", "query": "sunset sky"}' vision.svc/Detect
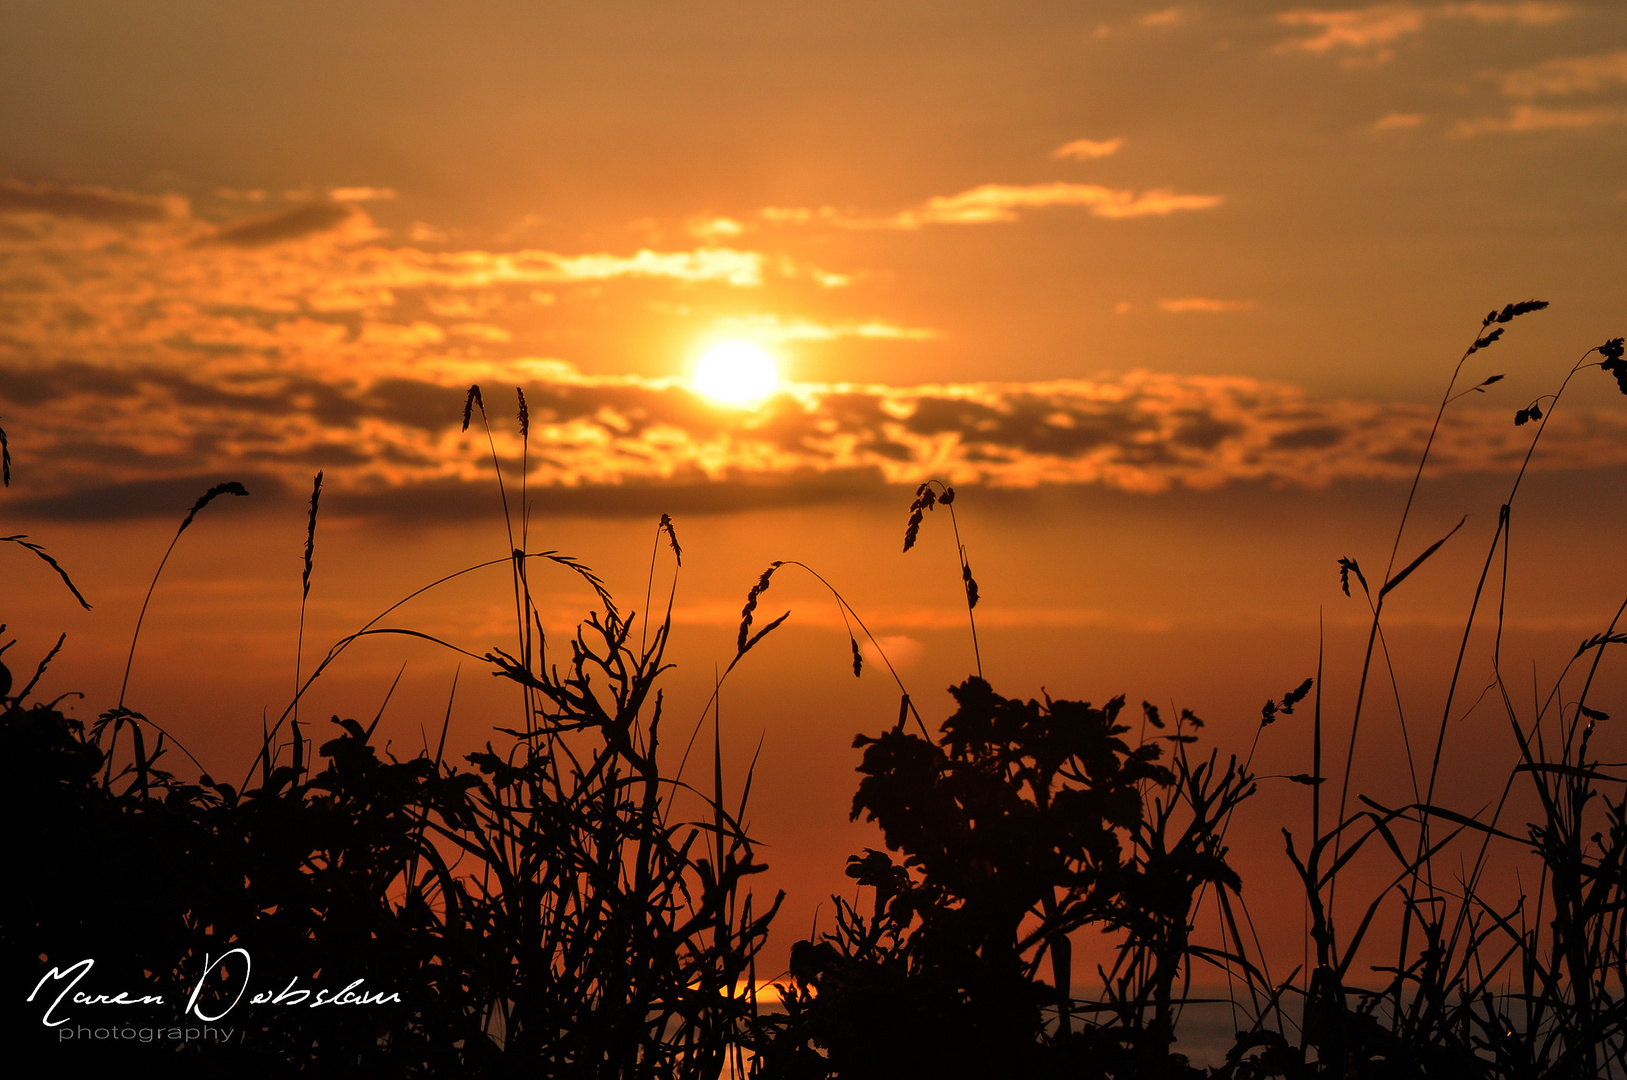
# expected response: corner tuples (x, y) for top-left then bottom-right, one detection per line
(5, 0), (1627, 986)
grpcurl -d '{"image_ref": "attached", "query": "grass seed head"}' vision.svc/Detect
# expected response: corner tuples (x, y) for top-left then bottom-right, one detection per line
(462, 384), (484, 432)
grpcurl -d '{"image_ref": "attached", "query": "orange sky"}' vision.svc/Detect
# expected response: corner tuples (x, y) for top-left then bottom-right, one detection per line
(4, 0), (1627, 989)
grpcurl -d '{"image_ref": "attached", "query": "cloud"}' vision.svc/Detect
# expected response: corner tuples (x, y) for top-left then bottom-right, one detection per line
(1139, 7), (1199, 28)
(1450, 104), (1627, 136)
(0, 179), (185, 223)
(917, 183), (1223, 224)
(1498, 50), (1627, 97)
(211, 202), (357, 247)
(1157, 297), (1257, 312)
(766, 182), (1223, 230)
(1437, 2), (1572, 25)
(1274, 4), (1428, 59)
(1052, 137), (1125, 160)
(327, 186), (398, 202)
(709, 315), (940, 343)
(548, 248), (764, 286)
(0, 181), (820, 430)
(1369, 111), (1426, 131)
(9, 351), (1627, 522)
(687, 216), (746, 240)
(861, 634), (924, 671)
(1275, 3), (1573, 62)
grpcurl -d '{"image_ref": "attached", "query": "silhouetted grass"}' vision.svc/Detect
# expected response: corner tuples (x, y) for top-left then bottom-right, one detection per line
(4, 309), (1627, 1078)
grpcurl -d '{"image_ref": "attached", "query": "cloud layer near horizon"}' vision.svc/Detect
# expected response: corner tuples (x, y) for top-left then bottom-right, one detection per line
(4, 178), (1625, 523)
(7, 354), (1627, 521)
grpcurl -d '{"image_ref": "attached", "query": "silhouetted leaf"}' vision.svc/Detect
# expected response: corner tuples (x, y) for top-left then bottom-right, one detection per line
(2, 534), (92, 609)
(1600, 339), (1627, 395)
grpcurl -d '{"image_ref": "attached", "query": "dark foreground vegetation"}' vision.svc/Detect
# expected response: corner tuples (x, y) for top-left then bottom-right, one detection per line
(5, 307), (1627, 1077)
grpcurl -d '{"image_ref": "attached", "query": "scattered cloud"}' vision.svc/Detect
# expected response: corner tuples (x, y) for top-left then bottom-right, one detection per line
(1275, 3), (1573, 64)
(0, 179), (827, 417)
(1274, 4), (1428, 62)
(913, 183), (1222, 224)
(1369, 111), (1427, 131)
(709, 314), (940, 343)
(1139, 7), (1201, 28)
(549, 248), (765, 286)
(1498, 50), (1627, 97)
(687, 216), (746, 241)
(210, 202), (359, 247)
(1450, 104), (1627, 136)
(328, 186), (398, 202)
(1157, 297), (1257, 312)
(862, 634), (924, 671)
(0, 179), (185, 222)
(1052, 137), (1125, 160)
(1437, 2), (1572, 25)
(765, 182), (1223, 230)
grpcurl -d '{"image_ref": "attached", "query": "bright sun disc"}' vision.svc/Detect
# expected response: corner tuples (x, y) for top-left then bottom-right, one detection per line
(693, 341), (779, 405)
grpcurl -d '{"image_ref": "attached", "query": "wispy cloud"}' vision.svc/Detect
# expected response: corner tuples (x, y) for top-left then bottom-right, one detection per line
(765, 182), (1223, 230)
(687, 216), (746, 240)
(1498, 50), (1627, 97)
(708, 314), (940, 343)
(327, 186), (398, 202)
(1369, 111), (1427, 131)
(549, 248), (765, 286)
(0, 179), (186, 222)
(1437, 2), (1572, 25)
(1052, 137), (1125, 161)
(1450, 104), (1627, 136)
(1157, 297), (1257, 312)
(1274, 4), (1428, 61)
(1275, 3), (1573, 64)
(1139, 7), (1200, 28)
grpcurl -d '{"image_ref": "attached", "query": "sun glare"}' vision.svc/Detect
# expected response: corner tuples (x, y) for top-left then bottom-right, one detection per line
(693, 340), (780, 406)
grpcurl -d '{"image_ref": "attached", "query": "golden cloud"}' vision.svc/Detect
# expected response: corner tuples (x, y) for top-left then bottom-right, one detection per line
(765, 182), (1222, 230)
(1450, 104), (1627, 136)
(1275, 2), (1572, 61)
(708, 315), (940, 343)
(1156, 298), (1258, 313)
(7, 354), (1627, 522)
(1052, 137), (1125, 160)
(1498, 50), (1627, 97)
(1369, 111), (1427, 132)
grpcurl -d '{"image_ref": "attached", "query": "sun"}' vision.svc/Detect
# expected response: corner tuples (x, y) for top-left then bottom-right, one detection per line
(692, 340), (780, 406)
